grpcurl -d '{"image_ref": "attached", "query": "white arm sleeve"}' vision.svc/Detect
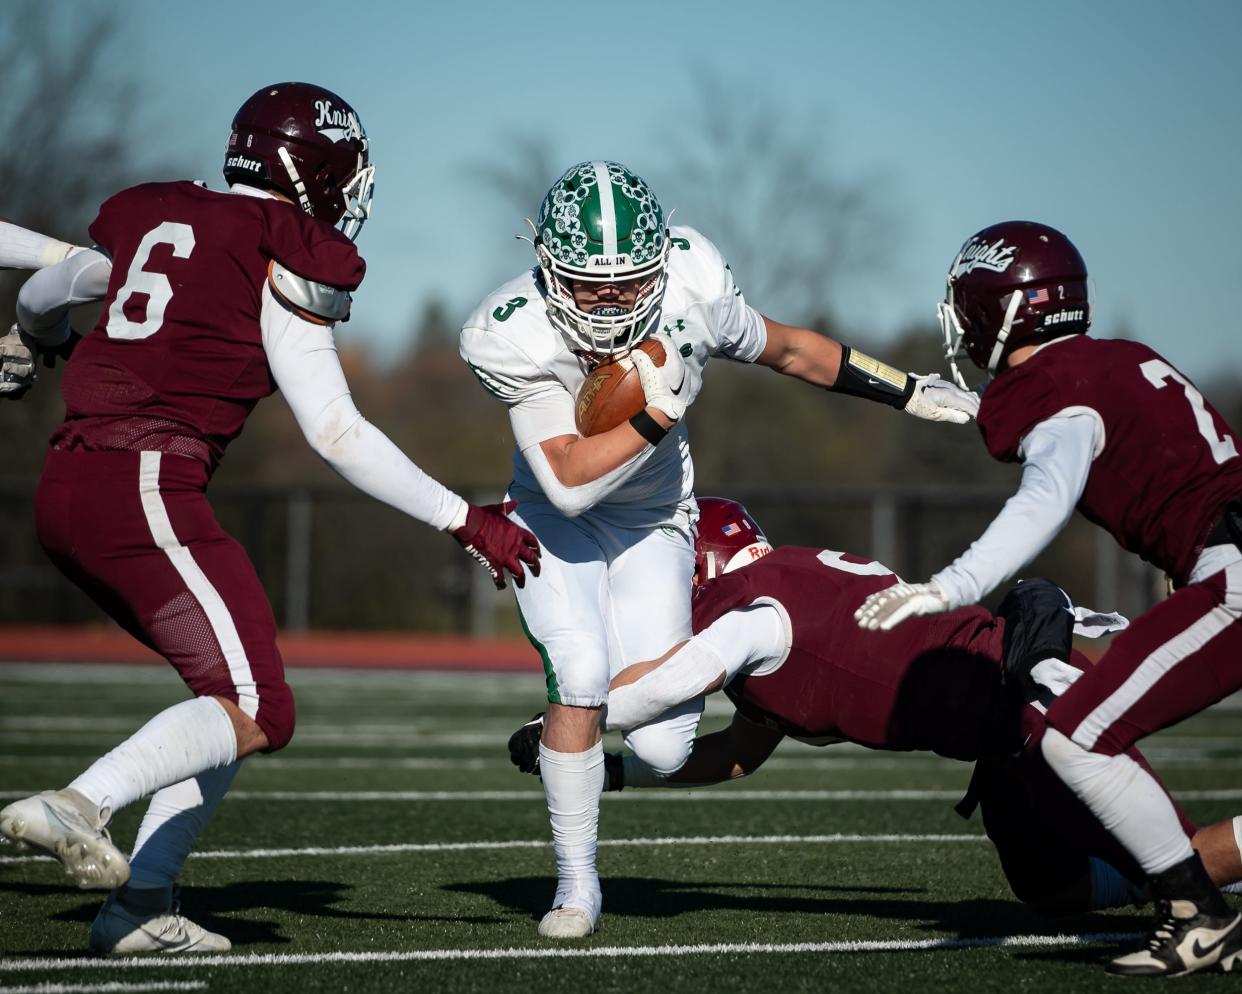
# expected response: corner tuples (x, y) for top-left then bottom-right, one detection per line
(0, 221), (81, 271)
(15, 248), (112, 345)
(261, 285), (468, 531)
(931, 414), (1099, 608)
(520, 440), (648, 518)
(604, 604), (785, 732)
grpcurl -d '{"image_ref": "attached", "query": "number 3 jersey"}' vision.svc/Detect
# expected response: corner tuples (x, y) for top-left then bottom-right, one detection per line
(458, 226), (767, 529)
(977, 336), (1242, 584)
(54, 181), (365, 472)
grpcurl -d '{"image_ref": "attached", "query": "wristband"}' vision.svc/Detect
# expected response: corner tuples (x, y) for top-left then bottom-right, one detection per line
(629, 409), (669, 446)
(830, 346), (915, 408)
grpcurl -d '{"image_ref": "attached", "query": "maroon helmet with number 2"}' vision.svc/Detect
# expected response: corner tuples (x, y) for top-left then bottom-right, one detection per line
(223, 82), (374, 241)
(937, 221), (1091, 388)
(694, 497), (774, 585)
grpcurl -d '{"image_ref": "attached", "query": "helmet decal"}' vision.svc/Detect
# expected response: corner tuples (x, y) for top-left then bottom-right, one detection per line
(953, 236), (1018, 276)
(529, 160), (671, 354)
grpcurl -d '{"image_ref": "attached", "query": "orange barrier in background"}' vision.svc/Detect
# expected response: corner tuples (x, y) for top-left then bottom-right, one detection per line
(0, 626), (537, 673)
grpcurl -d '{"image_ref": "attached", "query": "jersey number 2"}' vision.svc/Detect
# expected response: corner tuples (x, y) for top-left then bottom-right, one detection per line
(1140, 359), (1238, 465)
(104, 222), (196, 341)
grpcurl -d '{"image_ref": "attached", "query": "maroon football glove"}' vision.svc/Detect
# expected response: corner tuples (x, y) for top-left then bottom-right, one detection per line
(450, 500), (541, 590)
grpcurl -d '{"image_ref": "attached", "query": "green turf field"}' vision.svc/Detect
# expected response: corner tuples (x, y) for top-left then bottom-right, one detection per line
(1, 663), (1239, 993)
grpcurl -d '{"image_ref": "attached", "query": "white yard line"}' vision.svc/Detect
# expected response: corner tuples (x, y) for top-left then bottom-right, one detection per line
(0, 983), (208, 994)
(0, 788), (962, 802)
(3, 787), (1240, 803)
(0, 832), (987, 865)
(0, 932), (1142, 971)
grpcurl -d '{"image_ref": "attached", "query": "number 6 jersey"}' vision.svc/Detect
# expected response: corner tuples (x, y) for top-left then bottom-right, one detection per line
(977, 335), (1242, 584)
(55, 181), (365, 472)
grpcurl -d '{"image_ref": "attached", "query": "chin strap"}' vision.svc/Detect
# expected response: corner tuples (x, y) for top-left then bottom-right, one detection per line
(985, 290), (1025, 377)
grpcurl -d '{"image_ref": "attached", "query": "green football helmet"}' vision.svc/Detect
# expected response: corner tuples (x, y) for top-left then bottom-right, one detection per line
(528, 160), (670, 354)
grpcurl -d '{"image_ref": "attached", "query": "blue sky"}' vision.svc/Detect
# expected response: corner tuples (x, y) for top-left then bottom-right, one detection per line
(37, 0), (1242, 379)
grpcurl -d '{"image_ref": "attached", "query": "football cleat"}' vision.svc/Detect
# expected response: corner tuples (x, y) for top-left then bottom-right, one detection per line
(507, 713), (545, 776)
(537, 906), (597, 939)
(89, 889), (231, 955)
(1106, 900), (1242, 977)
(0, 789), (129, 890)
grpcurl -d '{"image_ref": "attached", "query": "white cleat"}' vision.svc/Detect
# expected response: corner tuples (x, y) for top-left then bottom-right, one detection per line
(90, 892), (231, 955)
(537, 906), (597, 939)
(0, 789), (129, 890)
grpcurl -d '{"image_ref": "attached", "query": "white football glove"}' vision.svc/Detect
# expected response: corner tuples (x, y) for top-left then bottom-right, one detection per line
(630, 333), (693, 423)
(854, 580), (951, 631)
(903, 373), (979, 424)
(0, 323), (37, 399)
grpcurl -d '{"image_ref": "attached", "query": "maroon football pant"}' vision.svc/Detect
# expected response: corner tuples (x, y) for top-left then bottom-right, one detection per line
(35, 448), (295, 750)
(981, 704), (1196, 908)
(1046, 555), (1242, 756)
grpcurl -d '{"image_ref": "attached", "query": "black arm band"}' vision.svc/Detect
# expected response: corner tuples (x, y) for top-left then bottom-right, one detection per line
(629, 409), (670, 446)
(830, 346), (915, 409)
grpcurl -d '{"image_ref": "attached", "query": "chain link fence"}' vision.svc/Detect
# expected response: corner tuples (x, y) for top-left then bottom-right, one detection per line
(0, 479), (1164, 637)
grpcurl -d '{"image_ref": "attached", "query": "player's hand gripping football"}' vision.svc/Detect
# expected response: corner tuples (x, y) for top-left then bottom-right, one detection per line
(450, 500), (541, 590)
(0, 323), (37, 399)
(854, 580), (950, 631)
(902, 374), (979, 424)
(630, 333), (694, 423)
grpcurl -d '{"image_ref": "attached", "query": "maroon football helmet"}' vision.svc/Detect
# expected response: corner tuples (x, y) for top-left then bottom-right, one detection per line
(223, 82), (374, 240)
(694, 497), (774, 584)
(937, 221), (1090, 386)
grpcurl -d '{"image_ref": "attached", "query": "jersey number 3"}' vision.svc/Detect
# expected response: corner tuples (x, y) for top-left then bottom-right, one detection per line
(104, 222), (196, 341)
(1140, 359), (1238, 465)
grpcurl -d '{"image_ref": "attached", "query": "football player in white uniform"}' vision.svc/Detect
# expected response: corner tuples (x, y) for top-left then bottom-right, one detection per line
(460, 160), (979, 938)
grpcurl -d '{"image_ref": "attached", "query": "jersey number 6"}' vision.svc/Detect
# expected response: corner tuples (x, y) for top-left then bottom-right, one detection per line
(105, 222), (196, 341)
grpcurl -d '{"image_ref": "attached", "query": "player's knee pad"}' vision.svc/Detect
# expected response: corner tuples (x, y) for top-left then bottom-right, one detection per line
(544, 644), (610, 708)
(257, 681), (296, 752)
(623, 721), (696, 778)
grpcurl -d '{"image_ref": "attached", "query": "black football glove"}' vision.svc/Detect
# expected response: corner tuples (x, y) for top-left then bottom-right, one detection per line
(505, 711), (624, 791)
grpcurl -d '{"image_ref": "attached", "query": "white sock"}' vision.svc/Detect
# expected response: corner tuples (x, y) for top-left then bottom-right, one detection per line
(1088, 857), (1145, 909)
(68, 697), (238, 821)
(126, 760), (242, 890)
(1042, 728), (1194, 875)
(540, 742), (604, 921)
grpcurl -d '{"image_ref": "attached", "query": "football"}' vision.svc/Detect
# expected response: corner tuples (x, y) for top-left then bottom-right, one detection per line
(574, 338), (666, 437)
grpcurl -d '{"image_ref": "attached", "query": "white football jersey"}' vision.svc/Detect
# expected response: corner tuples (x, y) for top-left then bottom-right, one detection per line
(460, 226), (767, 529)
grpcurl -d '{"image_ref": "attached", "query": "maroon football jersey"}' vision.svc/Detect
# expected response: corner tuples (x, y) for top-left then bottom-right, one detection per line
(978, 336), (1242, 583)
(692, 546), (1006, 759)
(53, 181), (365, 472)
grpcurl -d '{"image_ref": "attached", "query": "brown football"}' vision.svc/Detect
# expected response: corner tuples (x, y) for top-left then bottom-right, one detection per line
(575, 338), (666, 437)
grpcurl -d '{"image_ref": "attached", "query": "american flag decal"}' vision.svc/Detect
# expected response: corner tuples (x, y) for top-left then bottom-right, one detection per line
(722, 523), (742, 536)
(1027, 287), (1050, 305)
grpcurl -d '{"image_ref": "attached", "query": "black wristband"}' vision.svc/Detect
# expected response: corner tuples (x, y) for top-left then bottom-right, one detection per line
(830, 346), (915, 409)
(629, 409), (670, 446)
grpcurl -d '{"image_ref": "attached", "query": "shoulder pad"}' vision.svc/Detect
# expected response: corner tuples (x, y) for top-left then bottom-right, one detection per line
(268, 260), (352, 325)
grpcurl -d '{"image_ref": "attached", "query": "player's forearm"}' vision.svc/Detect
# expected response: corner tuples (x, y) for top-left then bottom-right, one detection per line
(757, 318), (845, 388)
(540, 412), (673, 487)
(932, 417), (1095, 608)
(0, 221), (82, 271)
(310, 401), (467, 530)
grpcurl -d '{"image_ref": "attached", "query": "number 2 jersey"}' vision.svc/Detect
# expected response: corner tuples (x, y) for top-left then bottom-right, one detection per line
(54, 181), (365, 473)
(691, 545), (1011, 761)
(458, 226), (768, 530)
(977, 335), (1242, 584)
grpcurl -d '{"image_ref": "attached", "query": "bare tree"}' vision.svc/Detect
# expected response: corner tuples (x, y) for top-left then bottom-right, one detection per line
(467, 69), (900, 329)
(0, 0), (185, 472)
(654, 69), (899, 325)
